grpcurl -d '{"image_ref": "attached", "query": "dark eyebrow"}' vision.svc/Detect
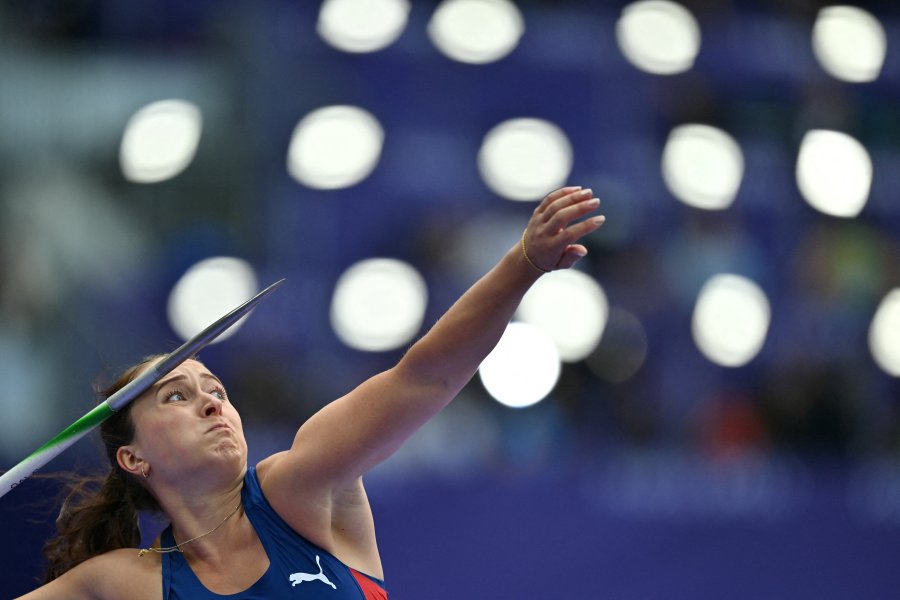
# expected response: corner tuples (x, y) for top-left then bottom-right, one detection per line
(200, 373), (226, 388)
(153, 371), (224, 396)
(154, 373), (186, 391)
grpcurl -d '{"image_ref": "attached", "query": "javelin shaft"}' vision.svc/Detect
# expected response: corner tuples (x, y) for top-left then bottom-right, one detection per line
(0, 278), (284, 498)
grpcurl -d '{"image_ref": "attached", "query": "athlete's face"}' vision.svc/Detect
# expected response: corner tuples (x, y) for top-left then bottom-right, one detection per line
(120, 359), (247, 484)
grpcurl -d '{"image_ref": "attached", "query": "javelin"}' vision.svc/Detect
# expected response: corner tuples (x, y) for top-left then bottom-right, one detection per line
(0, 278), (285, 498)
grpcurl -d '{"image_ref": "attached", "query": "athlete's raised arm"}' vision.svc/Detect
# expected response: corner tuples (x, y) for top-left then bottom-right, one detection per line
(260, 187), (604, 497)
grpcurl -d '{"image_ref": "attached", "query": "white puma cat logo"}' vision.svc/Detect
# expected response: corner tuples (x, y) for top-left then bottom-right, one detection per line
(288, 555), (337, 589)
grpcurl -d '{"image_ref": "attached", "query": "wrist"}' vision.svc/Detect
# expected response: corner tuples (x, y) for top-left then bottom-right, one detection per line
(520, 229), (550, 274)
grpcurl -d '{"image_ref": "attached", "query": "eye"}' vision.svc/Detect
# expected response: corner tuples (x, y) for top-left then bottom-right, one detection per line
(210, 386), (228, 401)
(165, 389), (187, 403)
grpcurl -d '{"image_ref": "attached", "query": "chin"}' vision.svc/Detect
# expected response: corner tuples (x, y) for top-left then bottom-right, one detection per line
(212, 439), (246, 460)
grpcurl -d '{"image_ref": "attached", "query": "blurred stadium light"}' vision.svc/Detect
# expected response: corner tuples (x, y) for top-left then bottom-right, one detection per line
(691, 274), (771, 368)
(317, 0), (411, 53)
(478, 321), (560, 408)
(870, 288), (900, 377)
(287, 105), (385, 189)
(330, 258), (427, 352)
(616, 0), (700, 75)
(119, 99), (202, 184)
(478, 117), (573, 201)
(516, 269), (609, 362)
(661, 124), (745, 210)
(812, 5), (887, 83)
(796, 129), (872, 218)
(427, 0), (525, 64)
(167, 257), (259, 343)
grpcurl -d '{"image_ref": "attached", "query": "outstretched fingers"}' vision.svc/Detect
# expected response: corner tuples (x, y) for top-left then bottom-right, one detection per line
(563, 213), (606, 245)
(545, 191), (600, 235)
(534, 186), (582, 219)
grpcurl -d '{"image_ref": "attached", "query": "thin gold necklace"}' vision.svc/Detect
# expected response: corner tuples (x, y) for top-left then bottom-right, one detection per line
(138, 502), (242, 557)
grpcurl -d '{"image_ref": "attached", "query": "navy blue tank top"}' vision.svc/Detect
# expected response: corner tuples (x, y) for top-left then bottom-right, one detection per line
(161, 466), (387, 599)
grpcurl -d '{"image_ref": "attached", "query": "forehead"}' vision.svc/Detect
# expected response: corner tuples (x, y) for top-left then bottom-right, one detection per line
(135, 359), (218, 398)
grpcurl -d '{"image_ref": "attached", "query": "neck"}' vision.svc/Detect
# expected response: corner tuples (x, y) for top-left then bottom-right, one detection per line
(157, 484), (244, 549)
(152, 462), (245, 518)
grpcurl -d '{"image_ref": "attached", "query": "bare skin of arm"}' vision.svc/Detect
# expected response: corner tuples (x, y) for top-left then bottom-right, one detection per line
(257, 187), (604, 574)
(16, 550), (162, 600)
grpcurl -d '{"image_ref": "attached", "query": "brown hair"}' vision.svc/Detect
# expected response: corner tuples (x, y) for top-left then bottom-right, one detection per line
(42, 355), (166, 582)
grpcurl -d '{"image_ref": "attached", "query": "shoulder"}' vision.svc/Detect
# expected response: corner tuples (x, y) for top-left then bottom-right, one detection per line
(95, 549), (162, 599)
(76, 549), (161, 600)
(19, 549), (161, 600)
(254, 451), (286, 482)
(253, 452), (332, 530)
(253, 453), (341, 547)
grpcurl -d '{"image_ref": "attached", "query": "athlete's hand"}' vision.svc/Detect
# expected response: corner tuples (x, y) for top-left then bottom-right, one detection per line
(522, 186), (605, 272)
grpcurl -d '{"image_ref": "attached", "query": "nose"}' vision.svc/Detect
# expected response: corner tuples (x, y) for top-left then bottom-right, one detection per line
(202, 394), (224, 417)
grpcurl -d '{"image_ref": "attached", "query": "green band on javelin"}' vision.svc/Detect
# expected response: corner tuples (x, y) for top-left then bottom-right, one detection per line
(31, 402), (115, 458)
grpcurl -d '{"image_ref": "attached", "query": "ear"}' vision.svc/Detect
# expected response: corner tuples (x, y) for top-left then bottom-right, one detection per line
(116, 445), (145, 478)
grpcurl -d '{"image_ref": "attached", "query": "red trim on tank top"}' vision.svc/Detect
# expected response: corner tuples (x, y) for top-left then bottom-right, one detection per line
(349, 568), (388, 600)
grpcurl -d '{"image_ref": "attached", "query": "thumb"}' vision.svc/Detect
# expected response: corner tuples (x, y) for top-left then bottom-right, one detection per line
(556, 245), (588, 270)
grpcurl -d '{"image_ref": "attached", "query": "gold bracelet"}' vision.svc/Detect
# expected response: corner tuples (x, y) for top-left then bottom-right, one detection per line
(521, 230), (550, 273)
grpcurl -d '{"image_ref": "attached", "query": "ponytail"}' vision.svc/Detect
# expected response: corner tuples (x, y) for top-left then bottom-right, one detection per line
(42, 469), (142, 582)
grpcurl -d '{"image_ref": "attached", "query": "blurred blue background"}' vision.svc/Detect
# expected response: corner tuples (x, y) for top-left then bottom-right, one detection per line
(2, 0), (900, 597)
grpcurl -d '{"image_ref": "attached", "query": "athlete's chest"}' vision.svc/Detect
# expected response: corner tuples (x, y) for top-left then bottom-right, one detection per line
(184, 538), (271, 595)
(164, 524), (369, 598)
